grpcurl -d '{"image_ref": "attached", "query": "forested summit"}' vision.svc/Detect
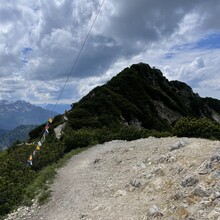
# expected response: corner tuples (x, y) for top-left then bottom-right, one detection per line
(67, 62), (220, 131)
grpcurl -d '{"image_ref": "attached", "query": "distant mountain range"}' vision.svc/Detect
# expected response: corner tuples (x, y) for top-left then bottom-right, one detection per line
(0, 100), (58, 130)
(0, 100), (58, 150)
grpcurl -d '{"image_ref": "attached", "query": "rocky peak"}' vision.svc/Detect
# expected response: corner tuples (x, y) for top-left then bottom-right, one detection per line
(69, 63), (220, 131)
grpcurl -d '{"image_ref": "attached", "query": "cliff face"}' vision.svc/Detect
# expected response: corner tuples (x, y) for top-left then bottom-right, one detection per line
(67, 63), (220, 131)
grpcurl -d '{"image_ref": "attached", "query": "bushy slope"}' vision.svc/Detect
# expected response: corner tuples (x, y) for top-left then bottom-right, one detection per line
(66, 63), (220, 131)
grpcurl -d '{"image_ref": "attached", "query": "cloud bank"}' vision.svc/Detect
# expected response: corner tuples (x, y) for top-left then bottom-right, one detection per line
(0, 0), (220, 107)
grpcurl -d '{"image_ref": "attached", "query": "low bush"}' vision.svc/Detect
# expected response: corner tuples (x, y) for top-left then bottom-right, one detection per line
(63, 129), (96, 152)
(172, 117), (220, 139)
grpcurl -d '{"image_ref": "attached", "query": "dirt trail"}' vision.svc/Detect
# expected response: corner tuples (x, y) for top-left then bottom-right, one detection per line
(5, 137), (220, 220)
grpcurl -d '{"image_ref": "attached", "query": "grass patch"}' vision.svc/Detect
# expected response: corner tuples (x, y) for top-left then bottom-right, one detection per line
(0, 216), (6, 220)
(38, 190), (52, 205)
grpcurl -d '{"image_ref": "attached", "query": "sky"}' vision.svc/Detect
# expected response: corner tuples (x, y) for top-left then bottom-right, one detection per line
(0, 0), (220, 113)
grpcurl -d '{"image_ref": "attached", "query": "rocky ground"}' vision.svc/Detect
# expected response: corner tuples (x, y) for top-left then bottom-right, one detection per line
(5, 137), (220, 220)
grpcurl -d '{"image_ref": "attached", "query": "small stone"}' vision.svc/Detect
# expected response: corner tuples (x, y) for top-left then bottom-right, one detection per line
(94, 158), (100, 164)
(211, 169), (220, 179)
(176, 206), (189, 219)
(114, 189), (127, 197)
(130, 179), (141, 188)
(180, 176), (198, 187)
(115, 159), (122, 165)
(158, 154), (176, 163)
(128, 186), (135, 192)
(151, 167), (164, 176)
(199, 198), (212, 207)
(170, 141), (186, 151)
(191, 184), (210, 197)
(158, 155), (171, 163)
(129, 177), (147, 188)
(210, 154), (220, 163)
(93, 204), (105, 211)
(214, 191), (220, 199)
(149, 205), (163, 217)
(197, 160), (212, 175)
(168, 156), (176, 163)
(136, 162), (146, 169)
(80, 214), (88, 219)
(208, 207), (220, 218)
(171, 192), (183, 201)
(186, 194), (201, 204)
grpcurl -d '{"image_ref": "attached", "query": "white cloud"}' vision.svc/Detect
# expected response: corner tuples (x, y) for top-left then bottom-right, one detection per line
(190, 57), (205, 69)
(0, 0), (220, 106)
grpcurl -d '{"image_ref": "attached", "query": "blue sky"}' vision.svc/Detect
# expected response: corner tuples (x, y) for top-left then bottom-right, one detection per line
(195, 33), (220, 49)
(0, 0), (220, 113)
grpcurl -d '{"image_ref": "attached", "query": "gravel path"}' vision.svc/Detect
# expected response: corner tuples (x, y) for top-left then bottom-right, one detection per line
(6, 137), (220, 220)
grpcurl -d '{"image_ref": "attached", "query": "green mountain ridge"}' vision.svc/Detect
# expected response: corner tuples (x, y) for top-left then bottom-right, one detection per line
(66, 63), (220, 131)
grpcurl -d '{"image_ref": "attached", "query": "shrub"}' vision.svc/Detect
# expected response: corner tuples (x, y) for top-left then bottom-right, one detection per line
(29, 124), (45, 139)
(32, 142), (65, 171)
(172, 117), (220, 139)
(63, 129), (96, 152)
(115, 126), (142, 141)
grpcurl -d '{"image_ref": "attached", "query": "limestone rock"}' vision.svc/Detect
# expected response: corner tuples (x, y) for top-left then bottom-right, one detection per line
(207, 207), (220, 218)
(148, 205), (163, 217)
(197, 160), (212, 175)
(191, 184), (210, 197)
(180, 176), (198, 187)
(170, 140), (187, 151)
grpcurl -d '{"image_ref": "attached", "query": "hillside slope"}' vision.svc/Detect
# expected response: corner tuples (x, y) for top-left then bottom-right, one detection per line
(66, 63), (220, 131)
(6, 137), (220, 220)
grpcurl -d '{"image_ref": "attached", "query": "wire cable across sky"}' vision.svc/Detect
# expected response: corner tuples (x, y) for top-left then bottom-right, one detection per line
(50, 0), (106, 116)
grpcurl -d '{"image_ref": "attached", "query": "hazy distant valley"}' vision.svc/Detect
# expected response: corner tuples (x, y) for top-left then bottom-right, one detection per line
(0, 100), (58, 150)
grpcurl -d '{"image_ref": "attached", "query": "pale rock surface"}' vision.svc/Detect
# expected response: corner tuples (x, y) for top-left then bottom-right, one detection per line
(5, 137), (220, 219)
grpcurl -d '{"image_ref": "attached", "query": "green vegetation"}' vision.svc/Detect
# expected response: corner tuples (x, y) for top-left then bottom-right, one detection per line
(0, 124), (171, 218)
(23, 146), (88, 206)
(2, 63), (220, 218)
(66, 63), (220, 133)
(172, 117), (220, 139)
(0, 135), (88, 218)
